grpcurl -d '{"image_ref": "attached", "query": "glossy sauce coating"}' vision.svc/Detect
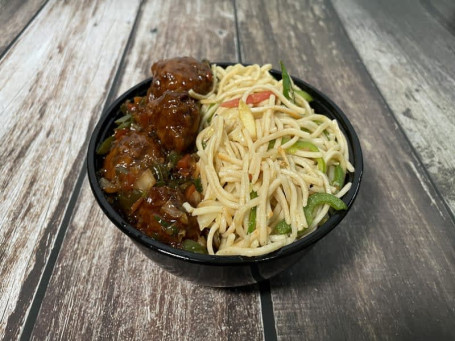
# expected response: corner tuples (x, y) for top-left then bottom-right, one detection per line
(148, 56), (213, 98)
(103, 130), (164, 191)
(132, 91), (201, 153)
(99, 57), (212, 251)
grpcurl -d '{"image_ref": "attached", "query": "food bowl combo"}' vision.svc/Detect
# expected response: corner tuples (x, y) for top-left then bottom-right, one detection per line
(87, 62), (363, 287)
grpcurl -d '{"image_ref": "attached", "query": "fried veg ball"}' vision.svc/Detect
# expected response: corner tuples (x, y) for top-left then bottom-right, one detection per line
(133, 186), (201, 247)
(148, 56), (213, 99)
(102, 130), (164, 191)
(132, 91), (201, 153)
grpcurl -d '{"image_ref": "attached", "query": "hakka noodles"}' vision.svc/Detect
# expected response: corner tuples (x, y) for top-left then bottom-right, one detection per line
(97, 57), (354, 257)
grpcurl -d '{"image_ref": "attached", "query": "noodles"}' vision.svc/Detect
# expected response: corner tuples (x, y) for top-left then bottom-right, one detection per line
(185, 63), (354, 256)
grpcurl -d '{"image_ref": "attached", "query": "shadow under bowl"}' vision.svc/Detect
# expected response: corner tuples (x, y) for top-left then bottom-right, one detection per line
(87, 63), (363, 287)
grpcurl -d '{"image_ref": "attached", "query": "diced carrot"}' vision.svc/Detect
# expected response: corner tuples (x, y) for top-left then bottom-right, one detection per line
(247, 91), (274, 105)
(220, 91), (274, 108)
(176, 154), (192, 169)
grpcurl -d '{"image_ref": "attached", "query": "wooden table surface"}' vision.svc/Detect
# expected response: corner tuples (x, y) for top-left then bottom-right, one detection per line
(1, 0), (454, 340)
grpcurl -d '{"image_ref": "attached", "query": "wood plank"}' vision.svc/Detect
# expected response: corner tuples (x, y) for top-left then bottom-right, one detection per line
(332, 0), (455, 216)
(0, 1), (142, 339)
(31, 1), (264, 340)
(32, 179), (263, 341)
(236, 0), (455, 339)
(0, 0), (47, 56)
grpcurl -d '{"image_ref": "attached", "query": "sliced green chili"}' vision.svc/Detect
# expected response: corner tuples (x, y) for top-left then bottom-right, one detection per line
(295, 89), (313, 102)
(248, 191), (258, 233)
(280, 61), (294, 103)
(332, 164), (345, 191)
(304, 193), (347, 227)
(96, 136), (114, 155)
(182, 239), (208, 254)
(274, 220), (292, 235)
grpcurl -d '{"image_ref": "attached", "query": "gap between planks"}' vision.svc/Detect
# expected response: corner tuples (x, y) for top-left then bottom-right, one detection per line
(17, 1), (147, 339)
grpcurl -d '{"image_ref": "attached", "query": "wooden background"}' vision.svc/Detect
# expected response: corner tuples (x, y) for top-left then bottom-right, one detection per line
(1, 0), (454, 340)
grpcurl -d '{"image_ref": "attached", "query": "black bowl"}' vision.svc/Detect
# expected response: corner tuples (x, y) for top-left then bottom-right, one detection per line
(87, 63), (363, 287)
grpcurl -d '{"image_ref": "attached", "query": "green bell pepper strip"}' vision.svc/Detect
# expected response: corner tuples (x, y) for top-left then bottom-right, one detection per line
(280, 61), (294, 102)
(248, 191), (258, 233)
(304, 193), (347, 227)
(273, 220), (319, 237)
(182, 239), (208, 254)
(332, 164), (345, 191)
(274, 220), (292, 235)
(284, 138), (326, 173)
(295, 89), (313, 102)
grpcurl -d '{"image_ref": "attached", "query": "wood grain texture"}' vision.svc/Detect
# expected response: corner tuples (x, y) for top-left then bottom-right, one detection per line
(32, 179), (262, 341)
(0, 0), (47, 56)
(30, 1), (263, 340)
(0, 0), (142, 339)
(332, 0), (455, 216)
(237, 0), (455, 339)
